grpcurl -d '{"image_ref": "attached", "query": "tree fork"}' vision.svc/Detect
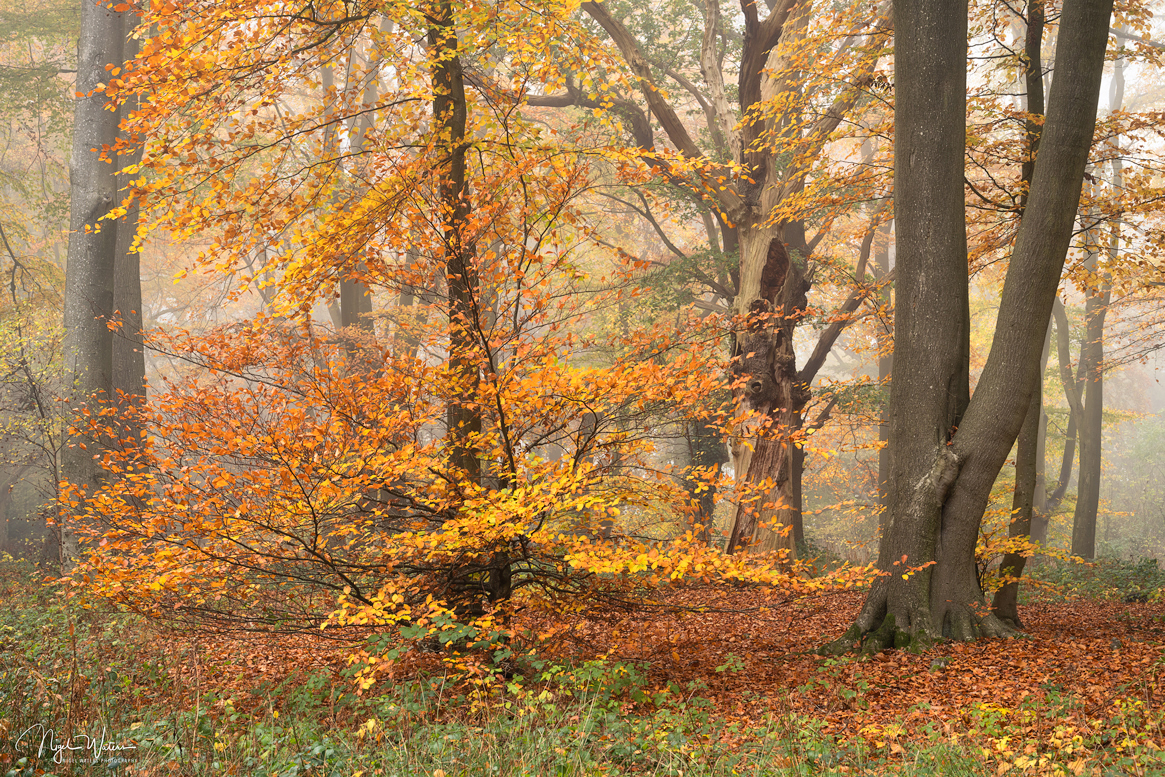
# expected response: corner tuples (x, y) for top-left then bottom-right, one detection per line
(829, 0), (1113, 653)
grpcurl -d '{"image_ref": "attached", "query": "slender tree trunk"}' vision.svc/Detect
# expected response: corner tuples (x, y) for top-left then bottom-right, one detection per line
(875, 221), (893, 516)
(992, 322), (1050, 623)
(1071, 57), (1120, 559)
(791, 441), (806, 547)
(1071, 273), (1108, 558)
(429, 2), (480, 483)
(683, 415), (729, 545)
(113, 10), (146, 438)
(338, 21), (391, 335)
(0, 473), (13, 554)
(1048, 296), (1083, 513)
(991, 0), (1046, 616)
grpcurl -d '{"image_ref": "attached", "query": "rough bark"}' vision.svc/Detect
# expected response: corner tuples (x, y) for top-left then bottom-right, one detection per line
(727, 231), (811, 557)
(828, 0), (1112, 651)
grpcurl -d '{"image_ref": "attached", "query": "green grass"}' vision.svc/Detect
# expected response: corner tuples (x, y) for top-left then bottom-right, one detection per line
(1028, 556), (1165, 603)
(2, 555), (1164, 776)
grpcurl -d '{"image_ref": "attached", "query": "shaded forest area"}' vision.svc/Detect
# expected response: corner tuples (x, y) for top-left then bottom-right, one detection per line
(1, 0), (1165, 772)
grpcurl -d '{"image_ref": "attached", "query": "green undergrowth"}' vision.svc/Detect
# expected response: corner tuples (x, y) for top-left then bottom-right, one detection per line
(2, 556), (1164, 776)
(1027, 556), (1165, 603)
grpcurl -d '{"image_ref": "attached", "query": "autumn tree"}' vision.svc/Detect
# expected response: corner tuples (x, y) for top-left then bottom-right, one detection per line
(554, 0), (895, 556)
(67, 0), (882, 641)
(0, 0), (76, 556)
(60, 0), (144, 567)
(829, 0), (1114, 649)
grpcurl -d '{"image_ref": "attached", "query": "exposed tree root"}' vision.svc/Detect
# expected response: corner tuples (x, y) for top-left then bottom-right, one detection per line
(820, 604), (1021, 656)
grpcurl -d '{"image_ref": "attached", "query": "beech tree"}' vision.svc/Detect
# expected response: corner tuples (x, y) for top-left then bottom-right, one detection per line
(569, 0), (894, 556)
(60, 0), (144, 567)
(829, 0), (1114, 649)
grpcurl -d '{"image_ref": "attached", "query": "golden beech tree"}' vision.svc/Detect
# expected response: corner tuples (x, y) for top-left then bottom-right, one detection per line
(69, 0), (875, 644)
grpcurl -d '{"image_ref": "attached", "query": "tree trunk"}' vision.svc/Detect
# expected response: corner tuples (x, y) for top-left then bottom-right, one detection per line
(61, 0), (134, 568)
(875, 220), (893, 516)
(991, 388), (1039, 628)
(727, 225), (810, 558)
(1071, 276), (1108, 558)
(113, 10), (146, 439)
(991, 0), (1046, 613)
(838, 0), (971, 647)
(338, 22), (390, 336)
(429, 3), (480, 484)
(683, 415), (729, 545)
(1048, 296), (1083, 513)
(1070, 56), (1120, 560)
(791, 440), (806, 548)
(829, 0), (1112, 651)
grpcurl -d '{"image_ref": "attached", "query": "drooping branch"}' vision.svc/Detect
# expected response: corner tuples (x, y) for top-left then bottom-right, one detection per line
(581, 1), (747, 219)
(776, 2), (893, 204)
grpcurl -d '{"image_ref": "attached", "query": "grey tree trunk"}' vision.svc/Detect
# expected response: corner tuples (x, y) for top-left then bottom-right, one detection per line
(991, 0), (1046, 620)
(1070, 56), (1121, 559)
(338, 23), (388, 335)
(829, 0), (1112, 651)
(113, 11), (145, 428)
(992, 321), (1050, 624)
(61, 0), (138, 567)
(835, 0), (971, 647)
(1071, 268), (1109, 558)
(1048, 296), (1083, 512)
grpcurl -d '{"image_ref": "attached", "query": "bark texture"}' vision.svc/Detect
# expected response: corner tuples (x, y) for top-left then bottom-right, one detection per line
(62, 0), (140, 567)
(829, 0), (1113, 651)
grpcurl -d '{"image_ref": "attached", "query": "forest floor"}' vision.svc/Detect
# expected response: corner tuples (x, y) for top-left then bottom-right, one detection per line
(1, 556), (1164, 776)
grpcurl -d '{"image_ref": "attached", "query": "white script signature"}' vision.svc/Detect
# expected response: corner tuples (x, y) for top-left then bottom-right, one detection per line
(14, 724), (138, 764)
